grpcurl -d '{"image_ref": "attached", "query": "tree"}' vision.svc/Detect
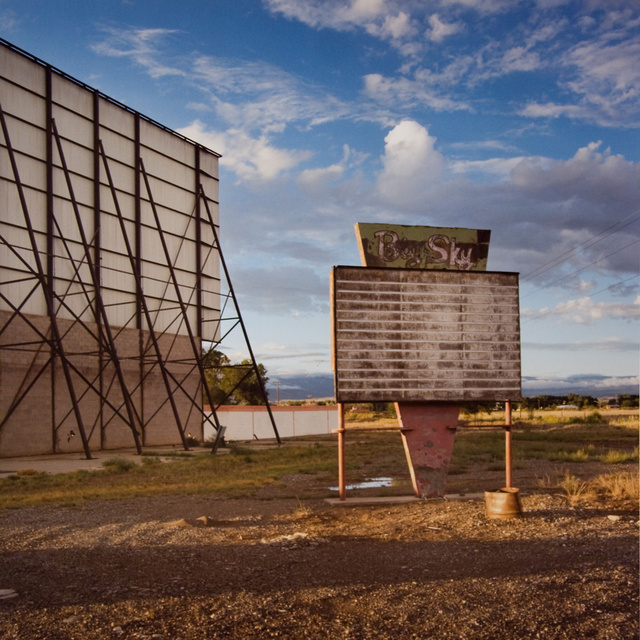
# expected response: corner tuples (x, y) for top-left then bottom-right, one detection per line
(202, 349), (231, 405)
(617, 394), (639, 408)
(202, 350), (269, 406)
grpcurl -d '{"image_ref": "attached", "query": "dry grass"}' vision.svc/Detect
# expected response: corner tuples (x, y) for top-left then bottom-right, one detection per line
(467, 407), (638, 426)
(599, 447), (639, 464)
(592, 472), (639, 501)
(2, 410), (637, 510)
(558, 472), (597, 506)
(558, 470), (639, 505)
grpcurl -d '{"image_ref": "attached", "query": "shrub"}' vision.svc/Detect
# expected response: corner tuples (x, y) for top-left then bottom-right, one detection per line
(599, 447), (639, 464)
(102, 457), (137, 473)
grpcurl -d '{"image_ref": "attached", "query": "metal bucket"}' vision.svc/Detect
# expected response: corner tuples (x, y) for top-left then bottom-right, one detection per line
(484, 487), (523, 520)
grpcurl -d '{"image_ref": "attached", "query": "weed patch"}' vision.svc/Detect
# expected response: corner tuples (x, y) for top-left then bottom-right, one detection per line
(598, 448), (639, 464)
(102, 458), (138, 473)
(557, 470), (639, 505)
(558, 472), (596, 505)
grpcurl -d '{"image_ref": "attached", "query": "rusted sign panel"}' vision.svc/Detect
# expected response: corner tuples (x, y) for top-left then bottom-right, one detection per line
(332, 266), (521, 403)
(355, 223), (491, 271)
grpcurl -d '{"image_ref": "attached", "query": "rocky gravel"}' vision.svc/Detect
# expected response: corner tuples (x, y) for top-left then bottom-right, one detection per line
(0, 491), (638, 639)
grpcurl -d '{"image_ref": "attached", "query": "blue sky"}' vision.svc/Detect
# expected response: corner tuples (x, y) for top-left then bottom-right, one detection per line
(2, 0), (639, 397)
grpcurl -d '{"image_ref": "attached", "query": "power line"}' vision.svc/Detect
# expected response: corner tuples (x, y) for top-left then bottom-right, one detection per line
(521, 209), (640, 283)
(522, 273), (640, 323)
(521, 237), (640, 299)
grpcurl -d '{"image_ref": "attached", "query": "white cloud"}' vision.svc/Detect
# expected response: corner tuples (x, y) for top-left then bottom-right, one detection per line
(519, 102), (593, 120)
(449, 156), (533, 179)
(440, 0), (514, 14)
(186, 102), (212, 112)
(191, 56), (350, 132)
(562, 37), (640, 124)
(523, 296), (640, 324)
(501, 46), (541, 72)
(232, 263), (329, 314)
(427, 13), (462, 43)
(0, 9), (18, 31)
(265, 0), (386, 30)
(297, 164), (344, 190)
(510, 141), (640, 206)
(521, 372), (640, 393)
(91, 27), (184, 78)
(368, 134), (639, 278)
(524, 338), (639, 352)
(266, 2), (419, 57)
(376, 11), (416, 39)
(296, 144), (369, 192)
(376, 120), (446, 204)
(178, 120), (311, 183)
(520, 33), (640, 127)
(363, 72), (472, 111)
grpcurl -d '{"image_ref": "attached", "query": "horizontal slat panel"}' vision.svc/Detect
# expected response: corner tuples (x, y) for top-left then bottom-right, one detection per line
(332, 266), (521, 403)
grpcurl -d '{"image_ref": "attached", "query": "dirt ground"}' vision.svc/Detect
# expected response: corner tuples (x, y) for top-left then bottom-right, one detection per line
(0, 459), (638, 640)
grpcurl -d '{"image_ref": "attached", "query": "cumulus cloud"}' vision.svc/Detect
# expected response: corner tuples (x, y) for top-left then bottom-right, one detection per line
(370, 126), (639, 279)
(178, 120), (311, 183)
(510, 142), (640, 207)
(376, 120), (446, 205)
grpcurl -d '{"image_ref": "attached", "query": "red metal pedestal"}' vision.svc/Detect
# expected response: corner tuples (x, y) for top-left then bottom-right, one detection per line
(395, 402), (460, 498)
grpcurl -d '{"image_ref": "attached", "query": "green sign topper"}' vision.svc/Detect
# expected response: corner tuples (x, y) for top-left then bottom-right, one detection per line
(355, 223), (491, 271)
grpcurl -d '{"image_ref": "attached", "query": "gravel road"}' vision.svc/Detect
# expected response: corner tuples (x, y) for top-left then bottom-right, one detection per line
(0, 491), (638, 639)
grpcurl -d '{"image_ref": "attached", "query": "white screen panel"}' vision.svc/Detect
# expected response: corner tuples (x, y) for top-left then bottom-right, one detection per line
(1, 40), (220, 339)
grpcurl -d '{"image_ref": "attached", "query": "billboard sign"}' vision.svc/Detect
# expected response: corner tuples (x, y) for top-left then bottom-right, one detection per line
(331, 266), (521, 403)
(355, 223), (491, 271)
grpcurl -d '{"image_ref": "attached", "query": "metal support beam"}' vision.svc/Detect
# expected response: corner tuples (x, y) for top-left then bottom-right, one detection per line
(51, 119), (143, 454)
(99, 142), (191, 451)
(0, 102), (93, 459)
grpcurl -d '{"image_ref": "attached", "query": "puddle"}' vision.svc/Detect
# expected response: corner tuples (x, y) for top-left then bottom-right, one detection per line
(329, 477), (394, 491)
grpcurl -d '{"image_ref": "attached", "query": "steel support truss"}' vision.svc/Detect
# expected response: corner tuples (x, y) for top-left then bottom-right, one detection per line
(0, 99), (279, 458)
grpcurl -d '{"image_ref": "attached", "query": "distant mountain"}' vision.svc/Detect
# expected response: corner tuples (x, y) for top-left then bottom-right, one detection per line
(265, 374), (335, 401)
(265, 373), (638, 402)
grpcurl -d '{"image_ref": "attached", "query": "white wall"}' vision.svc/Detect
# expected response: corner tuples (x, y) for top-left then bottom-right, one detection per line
(203, 405), (339, 442)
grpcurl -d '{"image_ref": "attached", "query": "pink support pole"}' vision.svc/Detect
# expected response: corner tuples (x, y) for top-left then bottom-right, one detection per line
(396, 402), (459, 498)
